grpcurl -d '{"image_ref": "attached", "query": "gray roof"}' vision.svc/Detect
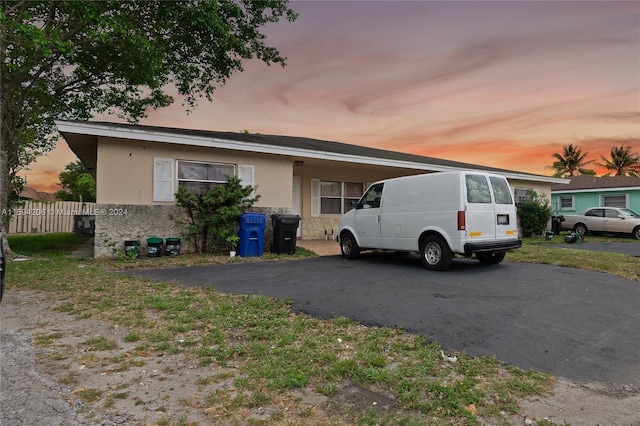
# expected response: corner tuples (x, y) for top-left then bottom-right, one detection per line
(87, 121), (547, 176)
(551, 175), (640, 191)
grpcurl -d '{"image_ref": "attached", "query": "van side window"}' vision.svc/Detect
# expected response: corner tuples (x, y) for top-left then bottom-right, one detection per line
(466, 175), (491, 203)
(489, 176), (514, 204)
(360, 183), (384, 209)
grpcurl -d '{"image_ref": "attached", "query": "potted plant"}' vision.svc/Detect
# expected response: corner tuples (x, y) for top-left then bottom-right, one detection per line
(225, 235), (240, 257)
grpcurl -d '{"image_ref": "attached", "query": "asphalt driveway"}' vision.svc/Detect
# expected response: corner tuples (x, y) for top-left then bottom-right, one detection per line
(126, 254), (640, 387)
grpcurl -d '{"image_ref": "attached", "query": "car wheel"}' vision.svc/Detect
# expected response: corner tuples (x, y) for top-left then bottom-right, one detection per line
(419, 235), (452, 271)
(476, 252), (506, 265)
(633, 226), (640, 240)
(573, 223), (588, 236)
(340, 232), (360, 259)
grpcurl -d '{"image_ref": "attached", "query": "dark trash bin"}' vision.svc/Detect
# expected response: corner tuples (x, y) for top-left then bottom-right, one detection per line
(238, 213), (266, 257)
(147, 237), (163, 257)
(165, 238), (181, 256)
(124, 240), (140, 258)
(551, 215), (565, 235)
(271, 214), (300, 255)
(73, 215), (95, 235)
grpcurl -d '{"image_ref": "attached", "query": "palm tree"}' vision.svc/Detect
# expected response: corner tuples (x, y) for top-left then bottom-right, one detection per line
(598, 145), (640, 177)
(549, 144), (596, 177)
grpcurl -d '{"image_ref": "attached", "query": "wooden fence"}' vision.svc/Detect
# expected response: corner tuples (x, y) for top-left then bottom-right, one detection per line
(7, 201), (97, 234)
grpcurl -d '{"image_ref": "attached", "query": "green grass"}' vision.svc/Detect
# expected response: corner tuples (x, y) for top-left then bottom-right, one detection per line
(8, 232), (92, 256)
(5, 232), (638, 425)
(510, 233), (639, 281)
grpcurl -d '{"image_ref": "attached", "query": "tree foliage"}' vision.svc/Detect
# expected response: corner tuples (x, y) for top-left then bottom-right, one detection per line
(54, 161), (96, 202)
(0, 0), (297, 231)
(548, 144), (596, 177)
(597, 144), (640, 177)
(173, 176), (259, 253)
(516, 190), (552, 237)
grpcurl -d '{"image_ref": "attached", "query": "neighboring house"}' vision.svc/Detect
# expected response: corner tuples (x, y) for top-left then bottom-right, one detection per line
(551, 175), (640, 215)
(19, 186), (58, 201)
(55, 120), (566, 257)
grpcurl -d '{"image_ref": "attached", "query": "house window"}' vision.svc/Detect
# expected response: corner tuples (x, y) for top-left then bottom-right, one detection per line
(320, 181), (364, 215)
(559, 196), (574, 210)
(513, 188), (533, 204)
(177, 160), (235, 194)
(602, 194), (627, 208)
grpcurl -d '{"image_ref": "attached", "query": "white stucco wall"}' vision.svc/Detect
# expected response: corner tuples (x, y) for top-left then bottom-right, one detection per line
(96, 137), (293, 208)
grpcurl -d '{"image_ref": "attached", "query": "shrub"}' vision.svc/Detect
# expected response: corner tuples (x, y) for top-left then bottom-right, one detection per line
(517, 191), (552, 237)
(173, 176), (259, 253)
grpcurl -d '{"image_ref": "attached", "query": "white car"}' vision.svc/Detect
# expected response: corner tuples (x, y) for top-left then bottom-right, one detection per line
(560, 207), (640, 240)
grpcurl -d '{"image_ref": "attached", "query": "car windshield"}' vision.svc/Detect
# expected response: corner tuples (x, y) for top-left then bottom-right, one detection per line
(620, 209), (640, 218)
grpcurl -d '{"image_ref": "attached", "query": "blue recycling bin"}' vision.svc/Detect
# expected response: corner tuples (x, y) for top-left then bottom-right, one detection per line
(237, 212), (266, 257)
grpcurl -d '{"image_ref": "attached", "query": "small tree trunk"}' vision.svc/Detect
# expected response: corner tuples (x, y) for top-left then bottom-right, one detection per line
(0, 148), (15, 257)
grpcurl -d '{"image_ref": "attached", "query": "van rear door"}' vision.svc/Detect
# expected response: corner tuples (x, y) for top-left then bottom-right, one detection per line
(488, 176), (517, 239)
(464, 174), (497, 243)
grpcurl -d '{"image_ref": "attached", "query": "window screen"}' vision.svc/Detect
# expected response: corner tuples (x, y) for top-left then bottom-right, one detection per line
(560, 196), (573, 209)
(319, 181), (364, 215)
(177, 161), (235, 194)
(603, 195), (626, 208)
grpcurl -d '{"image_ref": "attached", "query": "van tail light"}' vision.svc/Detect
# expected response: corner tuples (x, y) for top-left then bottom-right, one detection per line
(457, 210), (466, 230)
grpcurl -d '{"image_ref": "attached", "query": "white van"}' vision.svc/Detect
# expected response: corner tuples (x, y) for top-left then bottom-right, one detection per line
(338, 171), (522, 270)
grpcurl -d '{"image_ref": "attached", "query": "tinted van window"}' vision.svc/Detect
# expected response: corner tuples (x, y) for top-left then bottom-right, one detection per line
(490, 176), (513, 204)
(466, 175), (491, 203)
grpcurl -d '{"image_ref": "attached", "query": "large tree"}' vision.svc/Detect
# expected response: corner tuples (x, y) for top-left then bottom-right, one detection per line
(597, 144), (640, 177)
(0, 0), (297, 233)
(548, 144), (596, 178)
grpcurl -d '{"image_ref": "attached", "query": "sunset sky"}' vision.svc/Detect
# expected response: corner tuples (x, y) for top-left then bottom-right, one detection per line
(22, 0), (640, 193)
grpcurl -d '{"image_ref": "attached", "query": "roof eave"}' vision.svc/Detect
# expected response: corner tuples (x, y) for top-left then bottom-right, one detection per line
(55, 120), (566, 184)
(553, 186), (640, 194)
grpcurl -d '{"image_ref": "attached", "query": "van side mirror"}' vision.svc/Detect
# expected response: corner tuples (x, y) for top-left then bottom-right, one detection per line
(351, 201), (360, 209)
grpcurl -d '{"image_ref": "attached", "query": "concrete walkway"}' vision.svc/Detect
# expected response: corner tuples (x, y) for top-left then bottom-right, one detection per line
(69, 237), (94, 258)
(297, 239), (341, 256)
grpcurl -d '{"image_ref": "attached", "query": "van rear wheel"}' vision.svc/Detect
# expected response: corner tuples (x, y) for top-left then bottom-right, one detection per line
(476, 252), (506, 265)
(420, 236), (452, 271)
(340, 232), (360, 259)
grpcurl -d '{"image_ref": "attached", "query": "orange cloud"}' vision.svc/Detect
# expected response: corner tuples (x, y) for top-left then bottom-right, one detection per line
(17, 139), (77, 194)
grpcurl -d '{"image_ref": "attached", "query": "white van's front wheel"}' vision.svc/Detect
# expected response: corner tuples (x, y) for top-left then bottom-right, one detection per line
(340, 232), (360, 260)
(420, 236), (453, 271)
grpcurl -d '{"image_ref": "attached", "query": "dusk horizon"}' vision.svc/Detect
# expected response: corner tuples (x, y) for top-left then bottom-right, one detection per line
(20, 1), (639, 193)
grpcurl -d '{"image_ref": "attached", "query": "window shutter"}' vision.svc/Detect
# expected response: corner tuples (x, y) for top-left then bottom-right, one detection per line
(311, 178), (320, 217)
(153, 158), (174, 202)
(238, 164), (254, 186)
(238, 164), (255, 197)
